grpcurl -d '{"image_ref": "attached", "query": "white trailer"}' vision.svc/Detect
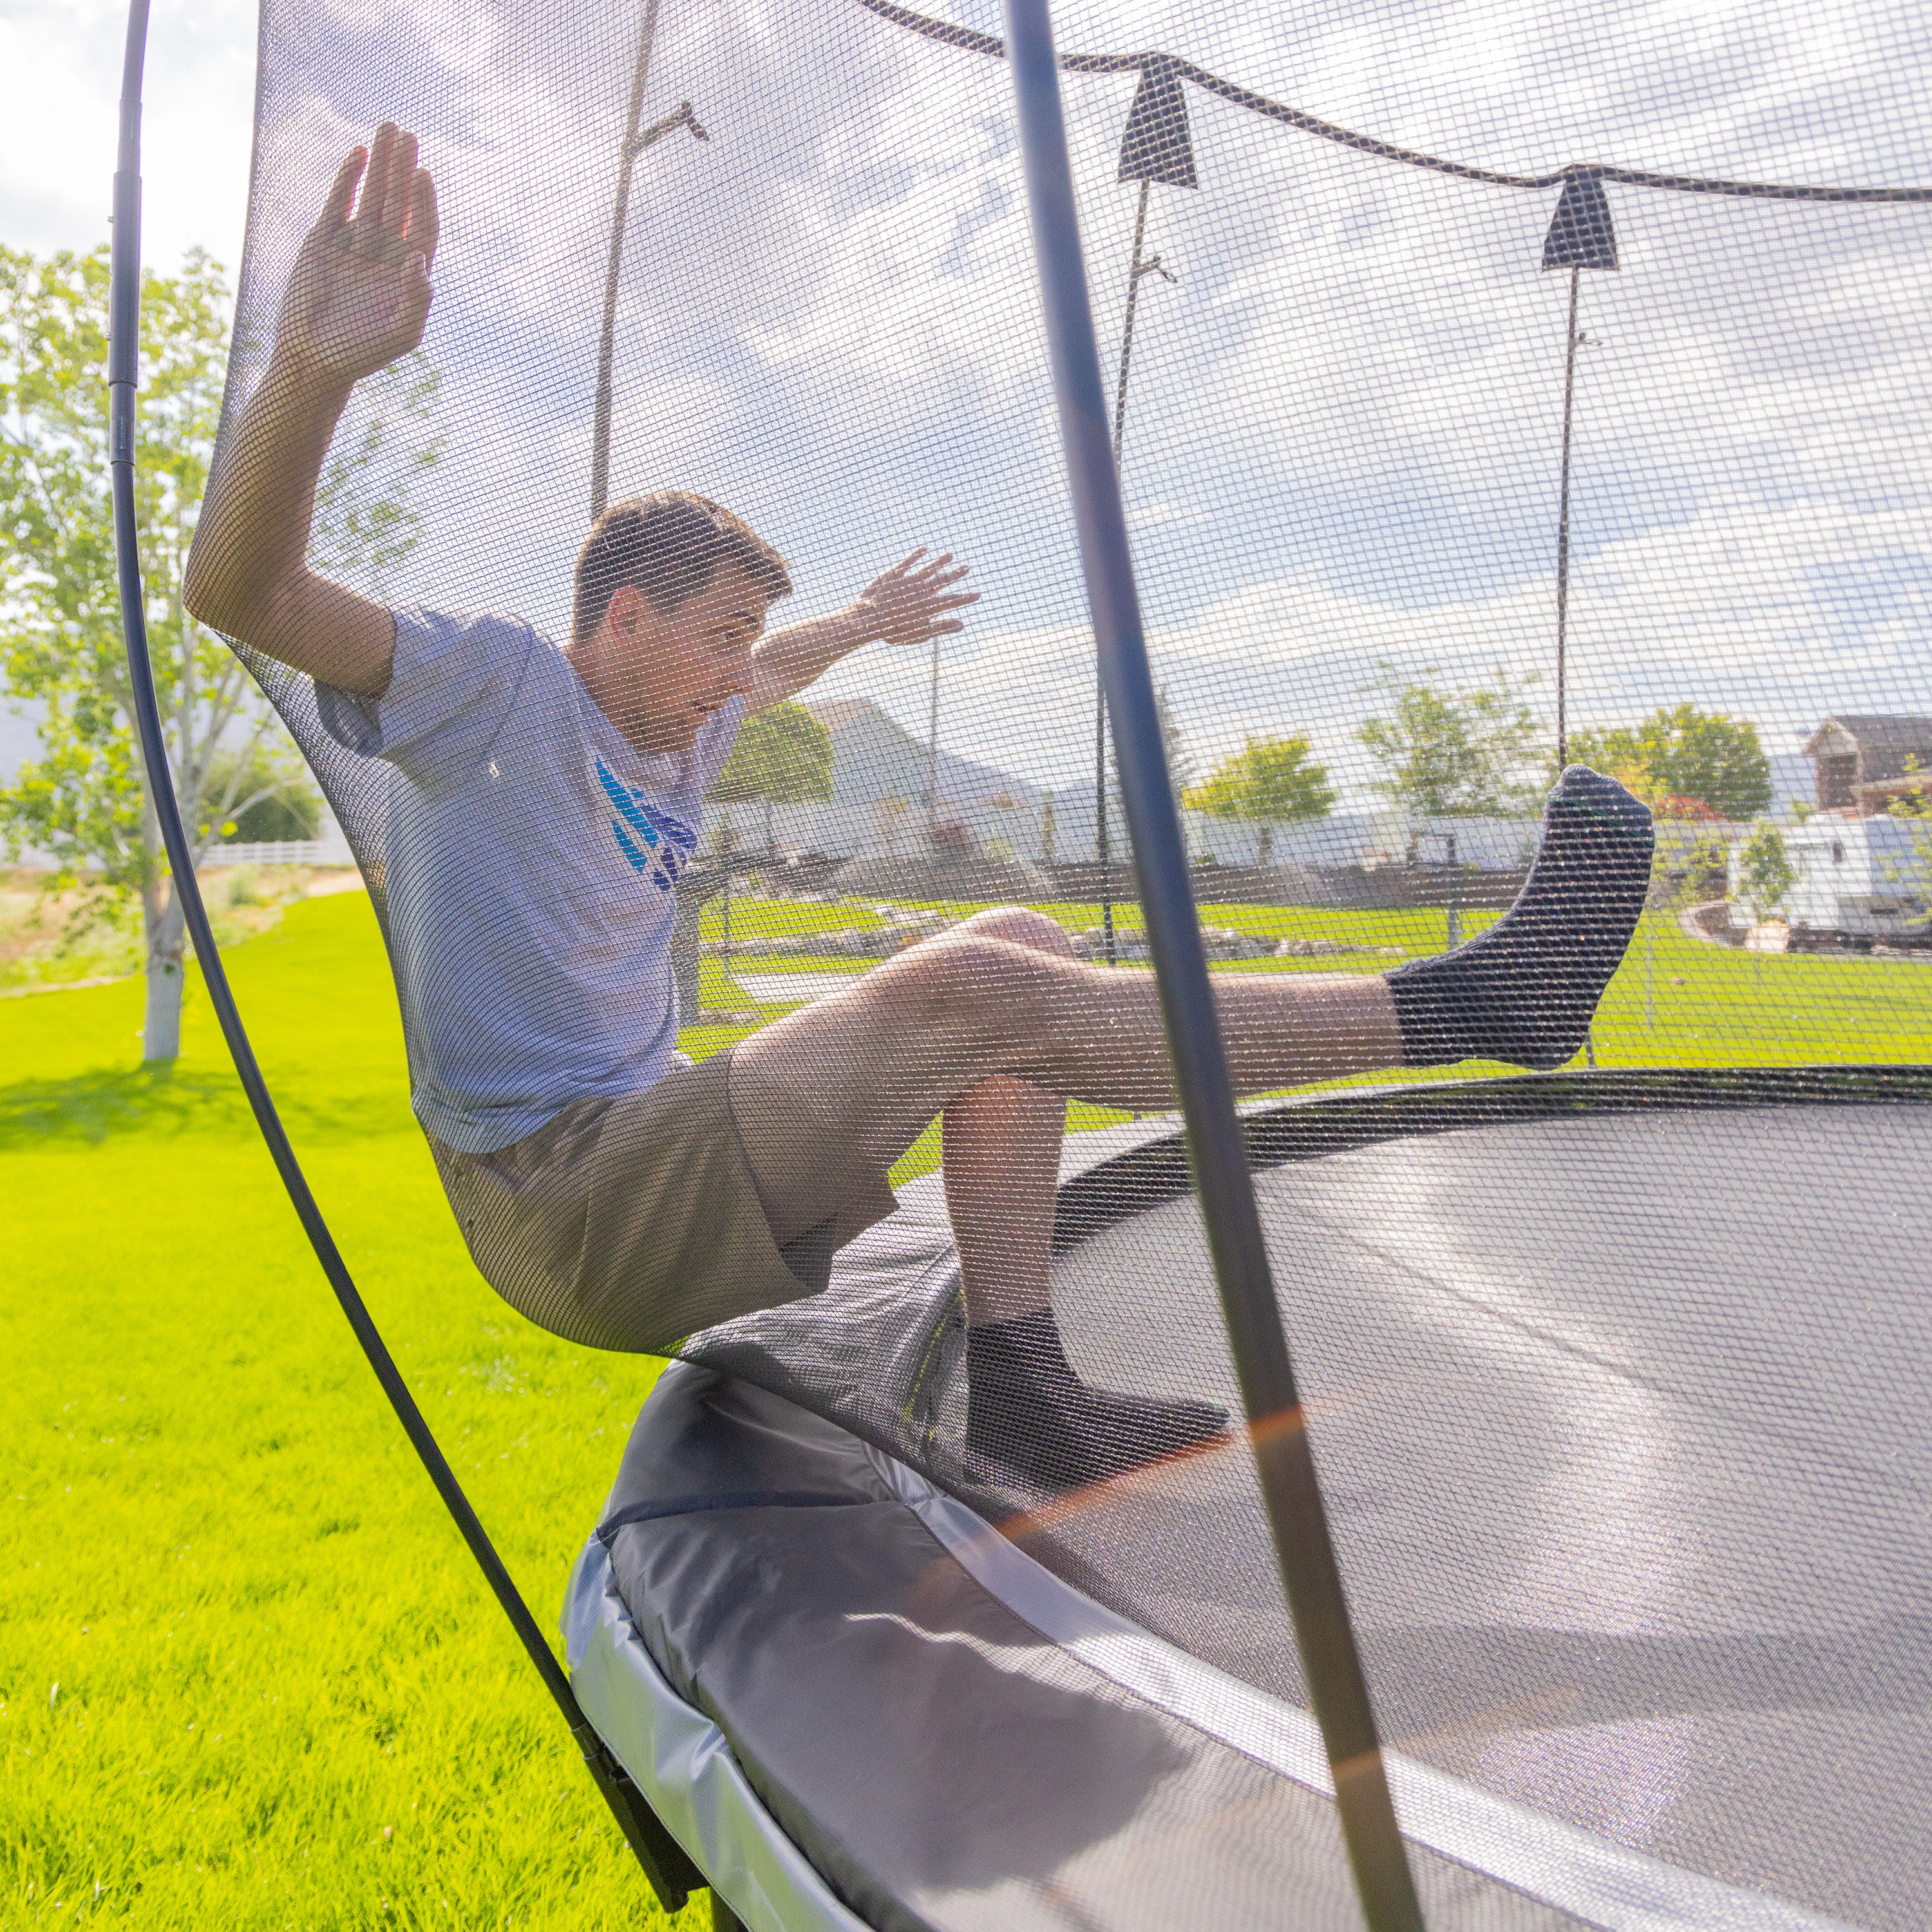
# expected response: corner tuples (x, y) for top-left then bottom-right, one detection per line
(1734, 815), (1932, 945)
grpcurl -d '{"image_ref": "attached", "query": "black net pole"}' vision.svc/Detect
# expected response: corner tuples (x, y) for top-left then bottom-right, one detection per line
(107, 2), (699, 1910)
(1110, 178), (1155, 468)
(1094, 659), (1115, 960)
(998, 1), (1427, 1925)
(1092, 173), (1155, 970)
(1555, 261), (1580, 768)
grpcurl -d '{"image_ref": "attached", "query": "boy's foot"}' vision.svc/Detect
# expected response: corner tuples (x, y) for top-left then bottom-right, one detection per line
(1386, 765), (1654, 1072)
(965, 1310), (1230, 1493)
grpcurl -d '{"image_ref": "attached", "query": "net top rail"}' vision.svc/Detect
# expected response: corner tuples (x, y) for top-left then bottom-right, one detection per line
(857, 0), (1932, 199)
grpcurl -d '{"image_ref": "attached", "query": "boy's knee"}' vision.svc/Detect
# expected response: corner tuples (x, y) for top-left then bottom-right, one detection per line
(955, 905), (1075, 959)
(886, 929), (1059, 1032)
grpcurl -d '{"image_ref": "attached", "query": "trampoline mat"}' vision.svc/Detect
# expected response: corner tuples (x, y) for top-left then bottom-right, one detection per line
(683, 1081), (1932, 1930)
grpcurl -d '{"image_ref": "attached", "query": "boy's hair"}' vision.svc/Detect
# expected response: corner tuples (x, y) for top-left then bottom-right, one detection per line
(572, 491), (792, 647)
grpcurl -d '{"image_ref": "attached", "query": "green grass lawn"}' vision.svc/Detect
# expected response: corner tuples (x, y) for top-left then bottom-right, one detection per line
(8, 886), (1932, 1927)
(3, 892), (701, 1930)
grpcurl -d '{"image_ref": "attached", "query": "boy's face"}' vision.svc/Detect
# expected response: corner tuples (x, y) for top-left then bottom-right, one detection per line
(595, 568), (770, 754)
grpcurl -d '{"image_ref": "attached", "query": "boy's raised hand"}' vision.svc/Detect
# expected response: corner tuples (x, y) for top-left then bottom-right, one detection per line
(853, 550), (980, 646)
(278, 123), (439, 388)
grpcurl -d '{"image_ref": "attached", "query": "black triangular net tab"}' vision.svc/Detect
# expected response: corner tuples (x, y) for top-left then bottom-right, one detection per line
(1541, 175), (1618, 271)
(1117, 62), (1199, 189)
(205, 0), (1932, 1923)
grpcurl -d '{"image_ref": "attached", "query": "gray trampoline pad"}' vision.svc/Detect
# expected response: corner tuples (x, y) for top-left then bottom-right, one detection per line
(1037, 1102), (1932, 1930)
(679, 1083), (1932, 1928)
(598, 1364), (1602, 1932)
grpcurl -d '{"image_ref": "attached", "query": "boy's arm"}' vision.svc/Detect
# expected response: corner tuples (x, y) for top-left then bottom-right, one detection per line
(747, 549), (977, 710)
(184, 126), (439, 698)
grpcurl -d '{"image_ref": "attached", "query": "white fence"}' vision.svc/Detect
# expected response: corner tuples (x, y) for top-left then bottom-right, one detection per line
(706, 799), (1562, 873)
(202, 837), (355, 868)
(188, 811), (1750, 880)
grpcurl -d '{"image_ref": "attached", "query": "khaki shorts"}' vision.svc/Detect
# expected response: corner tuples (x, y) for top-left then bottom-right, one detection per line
(429, 1048), (897, 1355)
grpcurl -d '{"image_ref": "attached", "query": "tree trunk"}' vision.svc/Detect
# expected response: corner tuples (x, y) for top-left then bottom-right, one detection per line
(1258, 822), (1274, 869)
(142, 871), (187, 1063)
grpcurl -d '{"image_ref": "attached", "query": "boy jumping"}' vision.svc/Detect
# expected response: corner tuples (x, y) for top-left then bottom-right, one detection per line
(186, 127), (1654, 1491)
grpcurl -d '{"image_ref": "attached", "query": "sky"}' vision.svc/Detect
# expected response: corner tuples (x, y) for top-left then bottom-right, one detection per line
(6, 0), (1932, 805)
(0, 0), (256, 784)
(0, 0), (257, 269)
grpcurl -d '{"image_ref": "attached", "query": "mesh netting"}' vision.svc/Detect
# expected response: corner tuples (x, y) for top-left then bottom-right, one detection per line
(200, 0), (1932, 1922)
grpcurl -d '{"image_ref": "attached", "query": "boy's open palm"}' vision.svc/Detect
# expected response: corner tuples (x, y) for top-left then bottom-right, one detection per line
(281, 123), (439, 386)
(855, 551), (980, 646)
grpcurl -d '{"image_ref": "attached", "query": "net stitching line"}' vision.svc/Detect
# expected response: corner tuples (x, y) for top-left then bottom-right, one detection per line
(855, 0), (1932, 201)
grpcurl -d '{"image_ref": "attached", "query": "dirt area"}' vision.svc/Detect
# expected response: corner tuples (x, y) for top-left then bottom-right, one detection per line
(1, 865), (365, 995)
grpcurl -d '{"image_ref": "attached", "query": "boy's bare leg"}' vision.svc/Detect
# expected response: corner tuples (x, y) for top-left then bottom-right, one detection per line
(729, 770), (1652, 1487)
(730, 904), (1394, 1486)
(933, 908), (1072, 1328)
(942, 1072), (1063, 1327)
(730, 903), (1399, 1246)
(931, 911), (1396, 1325)
(732, 771), (1652, 1486)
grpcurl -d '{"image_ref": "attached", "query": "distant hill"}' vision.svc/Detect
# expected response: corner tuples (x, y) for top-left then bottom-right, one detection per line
(800, 698), (1041, 813)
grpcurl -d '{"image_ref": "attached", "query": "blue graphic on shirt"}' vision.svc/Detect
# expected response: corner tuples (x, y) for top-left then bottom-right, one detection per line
(595, 757), (697, 893)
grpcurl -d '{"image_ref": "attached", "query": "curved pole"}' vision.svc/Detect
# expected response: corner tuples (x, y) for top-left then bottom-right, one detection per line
(1111, 182), (1161, 462)
(109, 1), (699, 1909)
(1094, 176), (1173, 964)
(590, 90), (709, 521)
(591, 0), (667, 522)
(998, 1), (1426, 1924)
(1092, 176), (1151, 967)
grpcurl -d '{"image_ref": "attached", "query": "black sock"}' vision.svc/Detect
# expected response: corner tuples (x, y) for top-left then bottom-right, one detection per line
(965, 1309), (1229, 1492)
(1386, 765), (1653, 1072)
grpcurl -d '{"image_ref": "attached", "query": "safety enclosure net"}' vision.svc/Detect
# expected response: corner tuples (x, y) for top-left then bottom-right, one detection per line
(202, 0), (1932, 1923)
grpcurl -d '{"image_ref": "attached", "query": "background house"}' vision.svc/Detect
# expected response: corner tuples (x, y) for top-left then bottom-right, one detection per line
(1801, 716), (1932, 815)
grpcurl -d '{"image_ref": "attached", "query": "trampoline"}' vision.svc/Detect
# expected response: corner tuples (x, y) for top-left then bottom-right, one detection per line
(102, 0), (1932, 1922)
(572, 1072), (1932, 1929)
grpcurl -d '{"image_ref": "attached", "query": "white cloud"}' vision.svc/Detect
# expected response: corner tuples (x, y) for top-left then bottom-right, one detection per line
(0, 0), (256, 267)
(9, 0), (1931, 822)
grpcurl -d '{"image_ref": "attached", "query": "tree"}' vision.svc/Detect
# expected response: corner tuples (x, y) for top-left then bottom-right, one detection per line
(1736, 820), (1796, 923)
(205, 741), (323, 842)
(0, 245), (439, 1061)
(1569, 705), (1770, 820)
(1358, 668), (1547, 817)
(1879, 773), (1932, 924)
(1673, 828), (1732, 907)
(708, 699), (835, 856)
(1184, 734), (1334, 866)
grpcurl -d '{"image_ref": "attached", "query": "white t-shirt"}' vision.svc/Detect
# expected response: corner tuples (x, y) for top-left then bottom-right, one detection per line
(318, 605), (742, 1153)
